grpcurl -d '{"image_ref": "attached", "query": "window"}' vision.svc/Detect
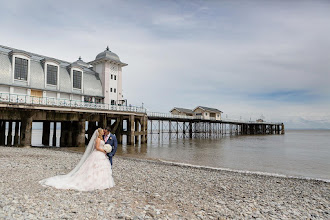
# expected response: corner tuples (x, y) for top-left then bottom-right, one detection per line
(95, 98), (103, 104)
(84, 96), (93, 103)
(73, 70), (82, 89)
(111, 74), (113, 79)
(111, 100), (115, 105)
(47, 64), (58, 85)
(114, 75), (117, 80)
(14, 57), (28, 80)
(114, 88), (116, 93)
(110, 88), (113, 92)
(205, 113), (208, 116)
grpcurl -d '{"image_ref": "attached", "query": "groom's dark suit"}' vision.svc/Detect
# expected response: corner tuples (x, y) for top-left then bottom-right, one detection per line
(103, 133), (118, 166)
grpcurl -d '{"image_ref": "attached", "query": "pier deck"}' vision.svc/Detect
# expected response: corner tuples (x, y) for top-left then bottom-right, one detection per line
(0, 93), (284, 147)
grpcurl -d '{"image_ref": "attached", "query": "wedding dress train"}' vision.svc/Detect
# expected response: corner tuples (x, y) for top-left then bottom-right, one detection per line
(39, 130), (115, 191)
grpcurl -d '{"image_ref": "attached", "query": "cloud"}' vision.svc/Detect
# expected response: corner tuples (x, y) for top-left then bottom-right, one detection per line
(0, 0), (329, 129)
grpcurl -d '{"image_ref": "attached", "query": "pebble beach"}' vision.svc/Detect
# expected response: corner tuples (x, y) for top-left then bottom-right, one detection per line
(0, 146), (329, 219)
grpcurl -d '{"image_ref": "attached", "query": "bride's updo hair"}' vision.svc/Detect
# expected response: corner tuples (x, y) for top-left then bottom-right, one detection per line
(97, 128), (104, 140)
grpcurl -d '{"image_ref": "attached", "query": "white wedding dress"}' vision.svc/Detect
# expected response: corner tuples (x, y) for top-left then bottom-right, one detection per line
(39, 130), (115, 191)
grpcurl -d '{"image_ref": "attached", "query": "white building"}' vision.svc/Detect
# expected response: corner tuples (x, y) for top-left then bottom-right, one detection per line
(170, 106), (223, 120)
(0, 45), (127, 106)
(193, 106), (222, 120)
(170, 107), (194, 116)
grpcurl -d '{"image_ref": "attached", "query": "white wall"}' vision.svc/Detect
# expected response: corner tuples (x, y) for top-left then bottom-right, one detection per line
(14, 87), (27, 95)
(0, 85), (9, 93)
(72, 94), (81, 101)
(46, 91), (57, 98)
(61, 93), (70, 100)
(109, 63), (118, 104)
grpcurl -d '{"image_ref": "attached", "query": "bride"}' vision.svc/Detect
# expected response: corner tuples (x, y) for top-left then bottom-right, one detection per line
(39, 128), (115, 191)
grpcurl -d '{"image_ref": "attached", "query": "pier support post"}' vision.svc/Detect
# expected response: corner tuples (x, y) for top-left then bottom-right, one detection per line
(52, 122), (57, 147)
(67, 122), (73, 147)
(128, 115), (135, 145)
(281, 123), (285, 134)
(72, 121), (78, 147)
(7, 121), (13, 146)
(135, 118), (140, 144)
(189, 122), (193, 138)
(169, 120), (172, 139)
(99, 115), (107, 129)
(76, 119), (86, 148)
(0, 121), (5, 146)
(88, 121), (96, 142)
(20, 115), (33, 147)
(113, 116), (123, 144)
(141, 116), (147, 143)
(60, 122), (66, 147)
(42, 121), (50, 146)
(183, 122), (186, 137)
(14, 121), (19, 146)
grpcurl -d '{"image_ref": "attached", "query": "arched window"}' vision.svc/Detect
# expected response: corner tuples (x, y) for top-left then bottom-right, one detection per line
(70, 66), (84, 92)
(43, 59), (60, 89)
(11, 51), (31, 85)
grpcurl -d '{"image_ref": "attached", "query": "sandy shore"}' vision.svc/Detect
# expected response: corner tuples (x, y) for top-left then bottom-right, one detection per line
(0, 147), (329, 219)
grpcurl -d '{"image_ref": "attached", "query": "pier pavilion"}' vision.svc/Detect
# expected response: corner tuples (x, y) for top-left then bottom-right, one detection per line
(0, 45), (147, 147)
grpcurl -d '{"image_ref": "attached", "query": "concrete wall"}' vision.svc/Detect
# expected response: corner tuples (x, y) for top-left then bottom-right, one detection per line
(170, 109), (192, 116)
(193, 108), (221, 120)
(61, 93), (70, 100)
(0, 85), (9, 93)
(117, 66), (123, 104)
(14, 87), (27, 95)
(109, 63), (118, 105)
(47, 91), (57, 98)
(72, 94), (81, 101)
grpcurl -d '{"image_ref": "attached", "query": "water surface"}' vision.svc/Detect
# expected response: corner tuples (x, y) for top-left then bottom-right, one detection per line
(31, 129), (330, 181)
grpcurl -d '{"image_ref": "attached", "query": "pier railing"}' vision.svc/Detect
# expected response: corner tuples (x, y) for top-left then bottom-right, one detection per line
(0, 92), (146, 113)
(147, 112), (282, 125)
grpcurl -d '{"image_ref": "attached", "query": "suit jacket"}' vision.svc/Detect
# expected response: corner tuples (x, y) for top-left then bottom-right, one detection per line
(104, 133), (118, 158)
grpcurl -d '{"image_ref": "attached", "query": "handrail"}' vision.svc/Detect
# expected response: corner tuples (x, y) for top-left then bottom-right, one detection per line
(0, 92), (146, 113)
(147, 111), (282, 124)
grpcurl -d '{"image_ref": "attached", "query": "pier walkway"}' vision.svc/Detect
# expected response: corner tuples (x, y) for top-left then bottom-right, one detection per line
(0, 92), (284, 147)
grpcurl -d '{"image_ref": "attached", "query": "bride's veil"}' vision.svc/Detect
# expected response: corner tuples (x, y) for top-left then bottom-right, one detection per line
(67, 129), (98, 176)
(39, 129), (99, 188)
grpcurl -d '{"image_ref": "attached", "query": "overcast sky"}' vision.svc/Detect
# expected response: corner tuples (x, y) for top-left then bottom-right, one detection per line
(0, 0), (329, 129)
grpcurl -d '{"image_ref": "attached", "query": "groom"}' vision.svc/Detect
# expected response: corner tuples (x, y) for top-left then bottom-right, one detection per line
(103, 127), (118, 166)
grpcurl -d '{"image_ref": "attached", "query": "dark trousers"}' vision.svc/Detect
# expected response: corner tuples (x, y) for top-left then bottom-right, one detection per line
(109, 156), (113, 166)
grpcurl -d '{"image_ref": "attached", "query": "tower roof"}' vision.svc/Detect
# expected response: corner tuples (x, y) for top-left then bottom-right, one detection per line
(89, 46), (127, 66)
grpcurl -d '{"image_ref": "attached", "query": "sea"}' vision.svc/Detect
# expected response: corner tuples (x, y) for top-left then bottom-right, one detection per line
(25, 129), (330, 181)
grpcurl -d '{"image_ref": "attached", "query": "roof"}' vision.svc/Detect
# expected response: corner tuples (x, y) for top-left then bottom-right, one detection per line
(170, 107), (194, 114)
(89, 46), (127, 66)
(0, 45), (103, 97)
(193, 106), (223, 113)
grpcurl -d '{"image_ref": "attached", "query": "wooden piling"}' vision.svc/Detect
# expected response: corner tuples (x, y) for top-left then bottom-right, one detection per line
(20, 115), (33, 147)
(7, 121), (13, 146)
(0, 121), (5, 146)
(52, 122), (57, 147)
(42, 121), (50, 146)
(14, 121), (19, 146)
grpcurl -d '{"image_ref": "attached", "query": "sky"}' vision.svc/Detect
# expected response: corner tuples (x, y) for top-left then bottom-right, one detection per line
(0, 0), (329, 129)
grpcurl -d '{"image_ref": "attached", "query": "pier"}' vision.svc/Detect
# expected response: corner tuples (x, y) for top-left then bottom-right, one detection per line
(0, 45), (284, 148)
(147, 112), (284, 141)
(0, 93), (147, 147)
(0, 93), (284, 147)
